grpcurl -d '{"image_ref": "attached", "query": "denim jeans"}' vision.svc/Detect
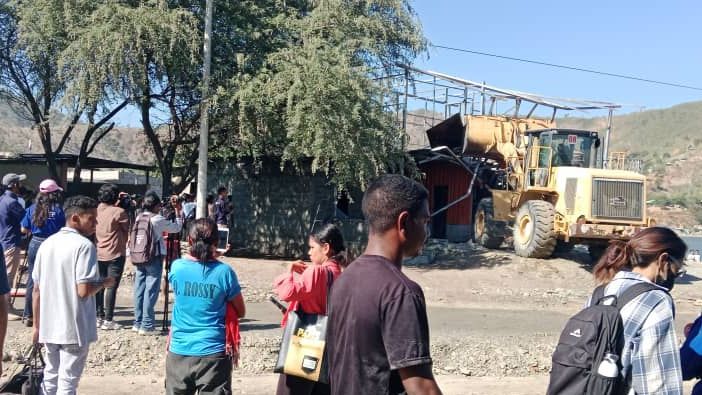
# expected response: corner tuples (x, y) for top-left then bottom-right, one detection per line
(23, 236), (46, 319)
(133, 257), (163, 330)
(95, 256), (125, 321)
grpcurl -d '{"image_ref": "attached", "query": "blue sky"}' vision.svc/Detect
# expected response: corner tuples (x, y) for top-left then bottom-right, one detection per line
(411, 0), (702, 114)
(114, 1), (702, 126)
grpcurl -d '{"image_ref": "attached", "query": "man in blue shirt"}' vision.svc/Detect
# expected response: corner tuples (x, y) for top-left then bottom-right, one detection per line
(214, 187), (231, 226)
(0, 173), (26, 315)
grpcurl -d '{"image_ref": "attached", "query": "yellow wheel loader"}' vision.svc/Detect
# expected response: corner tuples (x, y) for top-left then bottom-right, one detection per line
(427, 114), (649, 260)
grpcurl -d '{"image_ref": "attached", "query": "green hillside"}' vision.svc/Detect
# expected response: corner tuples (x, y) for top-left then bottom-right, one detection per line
(559, 102), (702, 224)
(559, 101), (702, 160)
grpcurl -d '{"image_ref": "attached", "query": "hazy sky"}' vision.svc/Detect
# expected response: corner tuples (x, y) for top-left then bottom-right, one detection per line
(412, 0), (702, 114)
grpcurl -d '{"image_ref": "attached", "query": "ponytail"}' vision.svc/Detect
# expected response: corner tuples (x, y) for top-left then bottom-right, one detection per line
(311, 223), (348, 268)
(332, 250), (350, 269)
(593, 240), (632, 284)
(188, 218), (218, 265)
(32, 190), (63, 228)
(593, 227), (687, 285)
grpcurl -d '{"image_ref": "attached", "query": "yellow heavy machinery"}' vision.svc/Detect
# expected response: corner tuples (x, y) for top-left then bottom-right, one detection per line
(427, 114), (648, 260)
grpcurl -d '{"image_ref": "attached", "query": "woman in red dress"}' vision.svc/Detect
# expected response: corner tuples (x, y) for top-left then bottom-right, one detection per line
(273, 223), (347, 395)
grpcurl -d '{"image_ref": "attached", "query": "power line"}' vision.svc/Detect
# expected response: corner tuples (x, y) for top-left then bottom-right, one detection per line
(431, 44), (702, 92)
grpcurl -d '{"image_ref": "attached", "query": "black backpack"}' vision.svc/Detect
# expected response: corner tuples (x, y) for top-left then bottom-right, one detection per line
(547, 282), (662, 395)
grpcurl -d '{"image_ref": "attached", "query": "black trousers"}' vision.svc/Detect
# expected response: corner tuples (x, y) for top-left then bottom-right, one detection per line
(95, 256), (125, 321)
(276, 374), (330, 395)
(166, 352), (232, 395)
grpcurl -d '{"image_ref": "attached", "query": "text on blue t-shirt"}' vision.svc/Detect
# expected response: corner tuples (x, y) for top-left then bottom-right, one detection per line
(21, 204), (66, 238)
(168, 258), (241, 356)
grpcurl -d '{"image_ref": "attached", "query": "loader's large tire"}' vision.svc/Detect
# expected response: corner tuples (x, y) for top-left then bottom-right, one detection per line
(513, 200), (557, 258)
(473, 198), (506, 249)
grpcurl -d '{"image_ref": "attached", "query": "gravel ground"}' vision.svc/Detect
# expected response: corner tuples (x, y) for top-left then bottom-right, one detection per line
(3, 241), (702, 393)
(4, 328), (555, 379)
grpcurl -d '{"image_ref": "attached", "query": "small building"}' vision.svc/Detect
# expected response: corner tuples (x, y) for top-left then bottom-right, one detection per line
(0, 153), (155, 197)
(412, 150), (475, 243)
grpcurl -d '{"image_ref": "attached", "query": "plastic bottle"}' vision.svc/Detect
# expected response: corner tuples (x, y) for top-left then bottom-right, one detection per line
(597, 353), (619, 378)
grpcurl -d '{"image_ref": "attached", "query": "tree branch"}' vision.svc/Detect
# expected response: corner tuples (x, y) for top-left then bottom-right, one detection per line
(91, 99), (129, 132)
(86, 123), (115, 155)
(54, 112), (81, 154)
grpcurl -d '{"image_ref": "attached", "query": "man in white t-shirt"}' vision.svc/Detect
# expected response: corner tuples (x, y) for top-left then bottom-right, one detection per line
(32, 196), (115, 394)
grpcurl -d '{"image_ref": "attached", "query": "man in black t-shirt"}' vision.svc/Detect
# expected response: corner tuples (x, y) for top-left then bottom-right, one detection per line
(327, 174), (442, 395)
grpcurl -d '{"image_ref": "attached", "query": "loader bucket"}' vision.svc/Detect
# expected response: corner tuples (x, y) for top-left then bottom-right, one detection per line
(426, 113), (465, 151)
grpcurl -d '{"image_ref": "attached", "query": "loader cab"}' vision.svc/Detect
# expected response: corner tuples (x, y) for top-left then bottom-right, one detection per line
(526, 129), (601, 169)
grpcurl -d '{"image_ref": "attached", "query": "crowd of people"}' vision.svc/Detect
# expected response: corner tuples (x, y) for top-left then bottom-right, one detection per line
(0, 172), (701, 394)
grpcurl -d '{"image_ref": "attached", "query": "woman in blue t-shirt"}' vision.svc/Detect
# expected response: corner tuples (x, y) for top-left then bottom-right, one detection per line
(20, 179), (65, 326)
(166, 218), (246, 395)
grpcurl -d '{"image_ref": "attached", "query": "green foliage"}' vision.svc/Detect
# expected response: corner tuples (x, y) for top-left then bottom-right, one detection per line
(2, 0), (426, 192)
(215, 0), (425, 189)
(58, 1), (200, 105)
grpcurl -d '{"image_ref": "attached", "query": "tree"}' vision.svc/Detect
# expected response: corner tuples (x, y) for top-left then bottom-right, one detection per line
(0, 1), (128, 184)
(217, 0), (426, 189)
(3, 0), (426, 194)
(56, 1), (201, 196)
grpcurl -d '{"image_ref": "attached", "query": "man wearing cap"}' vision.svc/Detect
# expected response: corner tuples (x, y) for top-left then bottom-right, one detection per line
(0, 173), (27, 312)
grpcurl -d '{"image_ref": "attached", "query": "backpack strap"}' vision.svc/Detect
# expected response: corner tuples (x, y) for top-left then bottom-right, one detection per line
(591, 285), (606, 305)
(615, 282), (664, 312)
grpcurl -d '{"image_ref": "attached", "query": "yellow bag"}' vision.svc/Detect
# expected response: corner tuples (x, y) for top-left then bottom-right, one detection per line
(274, 270), (333, 383)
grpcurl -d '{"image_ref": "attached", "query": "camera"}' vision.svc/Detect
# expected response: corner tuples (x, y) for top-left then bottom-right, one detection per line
(118, 193), (138, 211)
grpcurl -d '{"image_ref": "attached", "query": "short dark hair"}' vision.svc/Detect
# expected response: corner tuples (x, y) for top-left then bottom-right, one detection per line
(64, 195), (98, 217)
(142, 191), (162, 212)
(217, 186), (227, 195)
(97, 183), (120, 204)
(361, 174), (429, 233)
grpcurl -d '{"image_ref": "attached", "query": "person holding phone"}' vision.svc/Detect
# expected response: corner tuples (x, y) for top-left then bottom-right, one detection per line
(273, 223), (347, 395)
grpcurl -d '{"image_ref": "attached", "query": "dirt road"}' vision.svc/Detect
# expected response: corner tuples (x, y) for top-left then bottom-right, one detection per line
(4, 243), (702, 394)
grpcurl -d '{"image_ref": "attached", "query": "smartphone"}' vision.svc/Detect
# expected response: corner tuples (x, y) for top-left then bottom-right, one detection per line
(217, 227), (229, 253)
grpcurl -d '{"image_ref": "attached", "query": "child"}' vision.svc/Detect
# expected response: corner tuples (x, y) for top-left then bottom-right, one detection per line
(32, 196), (115, 394)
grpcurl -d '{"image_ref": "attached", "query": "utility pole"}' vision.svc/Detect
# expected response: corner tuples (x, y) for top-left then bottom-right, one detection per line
(196, 0), (214, 219)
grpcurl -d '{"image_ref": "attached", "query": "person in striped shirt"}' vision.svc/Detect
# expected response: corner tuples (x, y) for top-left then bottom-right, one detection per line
(590, 227), (687, 395)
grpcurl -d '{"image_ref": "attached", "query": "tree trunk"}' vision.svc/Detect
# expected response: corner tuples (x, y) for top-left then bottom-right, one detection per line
(73, 123), (94, 184)
(36, 124), (62, 184)
(161, 164), (172, 198)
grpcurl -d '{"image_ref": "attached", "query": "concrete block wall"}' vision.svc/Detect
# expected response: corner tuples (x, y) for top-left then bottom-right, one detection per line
(210, 159), (356, 258)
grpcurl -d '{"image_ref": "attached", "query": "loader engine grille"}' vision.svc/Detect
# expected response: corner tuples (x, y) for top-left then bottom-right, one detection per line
(592, 179), (644, 221)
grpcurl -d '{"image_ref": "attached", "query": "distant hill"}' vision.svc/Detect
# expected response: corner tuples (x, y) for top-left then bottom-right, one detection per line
(558, 101), (702, 162)
(0, 101), (153, 166)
